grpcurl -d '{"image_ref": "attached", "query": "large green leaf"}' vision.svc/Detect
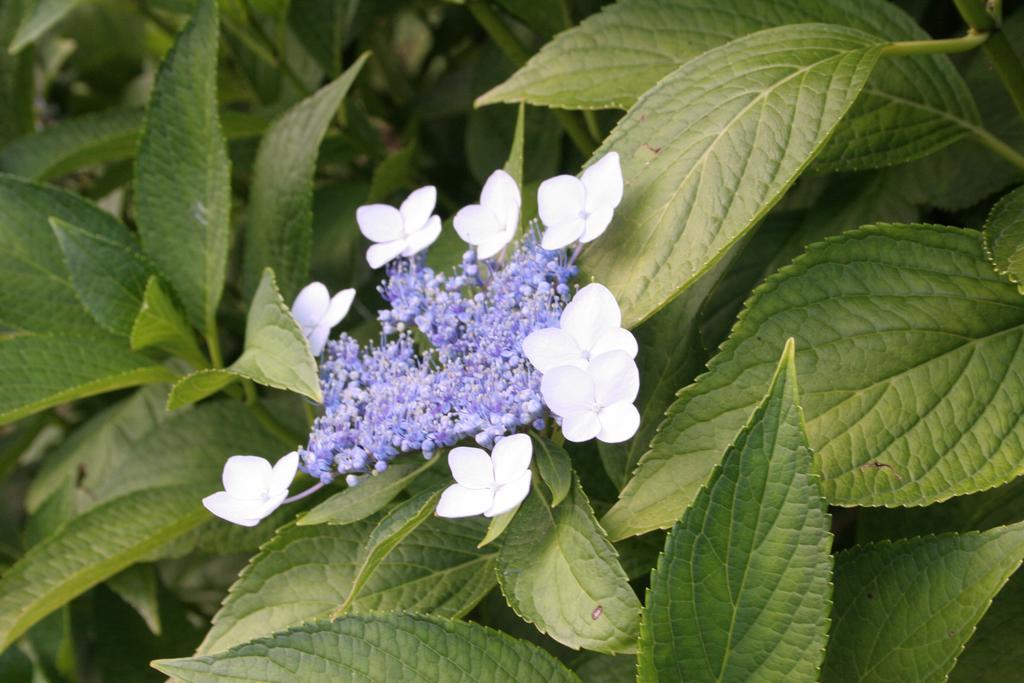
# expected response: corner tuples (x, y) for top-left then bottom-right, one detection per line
(498, 479), (640, 654)
(168, 268), (322, 407)
(478, 0), (977, 171)
(822, 524), (1024, 682)
(604, 224), (1024, 539)
(0, 175), (128, 335)
(159, 613), (581, 682)
(949, 569), (1024, 683)
(197, 515), (496, 654)
(242, 53), (369, 301)
(0, 334), (175, 426)
(579, 24), (883, 327)
(134, 0), (230, 331)
(984, 184), (1024, 286)
(50, 217), (151, 337)
(0, 486), (207, 651)
(638, 341), (831, 682)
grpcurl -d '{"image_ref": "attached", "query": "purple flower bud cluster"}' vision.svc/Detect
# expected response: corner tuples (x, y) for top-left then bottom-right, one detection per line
(299, 233), (577, 483)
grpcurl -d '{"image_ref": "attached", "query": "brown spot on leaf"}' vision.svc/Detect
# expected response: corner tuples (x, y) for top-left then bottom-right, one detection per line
(591, 606), (603, 620)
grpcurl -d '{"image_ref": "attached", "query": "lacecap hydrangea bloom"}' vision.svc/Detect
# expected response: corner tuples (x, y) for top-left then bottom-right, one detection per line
(205, 152), (642, 526)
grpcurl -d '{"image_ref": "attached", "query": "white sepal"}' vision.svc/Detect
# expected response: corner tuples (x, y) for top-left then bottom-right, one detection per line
(454, 170), (521, 259)
(435, 435), (532, 519)
(203, 452), (299, 527)
(357, 185), (442, 268)
(537, 152), (623, 249)
(291, 282), (356, 356)
(540, 350), (640, 444)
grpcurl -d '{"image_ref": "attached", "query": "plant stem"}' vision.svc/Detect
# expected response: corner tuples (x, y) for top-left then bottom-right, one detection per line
(880, 31), (989, 57)
(205, 313), (224, 369)
(466, 0), (597, 156)
(283, 481), (324, 504)
(971, 125), (1024, 171)
(953, 0), (1024, 124)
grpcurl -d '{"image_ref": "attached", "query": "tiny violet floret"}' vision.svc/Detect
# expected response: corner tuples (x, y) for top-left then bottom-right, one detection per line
(203, 452), (299, 527)
(357, 185), (443, 268)
(537, 151), (623, 250)
(522, 282), (637, 372)
(291, 282), (356, 356)
(453, 169), (521, 259)
(435, 433), (532, 518)
(541, 350), (640, 443)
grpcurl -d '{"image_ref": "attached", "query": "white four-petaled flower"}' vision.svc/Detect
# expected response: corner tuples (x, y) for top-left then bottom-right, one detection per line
(522, 283), (636, 372)
(357, 186), (442, 268)
(291, 282), (356, 356)
(435, 433), (532, 518)
(202, 452), (299, 527)
(541, 350), (640, 443)
(537, 151), (623, 250)
(453, 169), (521, 259)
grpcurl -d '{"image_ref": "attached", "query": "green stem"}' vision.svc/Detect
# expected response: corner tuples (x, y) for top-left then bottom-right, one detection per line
(880, 31), (989, 57)
(582, 110), (601, 141)
(971, 126), (1024, 171)
(466, 0), (597, 156)
(237, 0), (310, 96)
(205, 313), (224, 369)
(953, 0), (1024, 124)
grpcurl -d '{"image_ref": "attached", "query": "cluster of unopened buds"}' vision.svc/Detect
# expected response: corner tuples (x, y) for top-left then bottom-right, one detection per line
(203, 152), (641, 526)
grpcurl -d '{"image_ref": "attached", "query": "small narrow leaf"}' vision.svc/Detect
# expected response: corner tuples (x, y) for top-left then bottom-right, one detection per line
(0, 486), (207, 651)
(504, 102), (525, 188)
(50, 217), (151, 337)
(823, 523), (1024, 682)
(7, 0), (79, 53)
(158, 613), (581, 682)
(638, 340), (832, 682)
(107, 564), (161, 636)
(580, 24), (883, 327)
(243, 52), (369, 301)
(198, 516), (496, 654)
(334, 487), (443, 616)
(498, 479), (640, 654)
(478, 507), (518, 548)
(167, 268), (322, 407)
(130, 276), (207, 368)
(0, 334), (176, 426)
(135, 0), (230, 330)
(300, 456), (438, 526)
(532, 435), (571, 507)
(984, 184), (1024, 285)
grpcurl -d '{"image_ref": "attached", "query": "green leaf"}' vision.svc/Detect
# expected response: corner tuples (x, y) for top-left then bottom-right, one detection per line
(130, 276), (207, 368)
(0, 0), (32, 147)
(159, 613), (581, 682)
(504, 102), (525, 188)
(949, 569), (1024, 683)
(242, 53), (369, 301)
(334, 486), (444, 616)
(135, 0), (230, 331)
(287, 0), (354, 77)
(0, 486), (207, 651)
(0, 108), (142, 180)
(25, 385), (169, 512)
(50, 217), (150, 337)
(498, 479), (640, 654)
(299, 455), (438, 526)
(532, 435), (571, 507)
(478, 0), (978, 171)
(603, 224), (1024, 539)
(8, 0), (79, 53)
(107, 564), (161, 636)
(0, 334), (175, 426)
(638, 340), (832, 682)
(167, 268), (322, 407)
(822, 523), (1024, 683)
(579, 24), (883, 327)
(197, 516), (497, 654)
(478, 506), (518, 548)
(985, 184), (1024, 286)
(0, 175), (130, 335)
